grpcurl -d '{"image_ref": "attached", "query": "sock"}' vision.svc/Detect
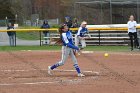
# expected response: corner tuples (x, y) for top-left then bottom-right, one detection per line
(74, 64), (81, 74)
(50, 63), (60, 70)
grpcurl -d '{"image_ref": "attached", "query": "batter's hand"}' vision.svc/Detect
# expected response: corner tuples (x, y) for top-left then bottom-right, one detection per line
(73, 48), (81, 57)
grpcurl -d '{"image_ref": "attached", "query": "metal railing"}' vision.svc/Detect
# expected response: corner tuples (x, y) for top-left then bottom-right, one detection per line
(0, 27), (140, 46)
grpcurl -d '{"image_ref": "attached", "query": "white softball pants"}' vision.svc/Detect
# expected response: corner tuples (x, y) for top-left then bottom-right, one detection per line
(75, 35), (86, 48)
(57, 46), (78, 66)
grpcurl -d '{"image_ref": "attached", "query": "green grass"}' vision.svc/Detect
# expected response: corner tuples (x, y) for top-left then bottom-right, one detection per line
(0, 45), (131, 52)
(16, 26), (41, 40)
(16, 32), (40, 40)
(16, 26), (58, 40)
(0, 46), (61, 51)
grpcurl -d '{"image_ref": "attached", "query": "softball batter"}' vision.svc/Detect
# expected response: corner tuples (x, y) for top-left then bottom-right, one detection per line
(75, 21), (91, 49)
(48, 25), (85, 77)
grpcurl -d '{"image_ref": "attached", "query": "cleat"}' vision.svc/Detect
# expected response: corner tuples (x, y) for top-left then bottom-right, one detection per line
(48, 66), (52, 75)
(78, 73), (85, 77)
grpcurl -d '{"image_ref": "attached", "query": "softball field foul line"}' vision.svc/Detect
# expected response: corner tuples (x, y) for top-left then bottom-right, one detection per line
(82, 51), (140, 56)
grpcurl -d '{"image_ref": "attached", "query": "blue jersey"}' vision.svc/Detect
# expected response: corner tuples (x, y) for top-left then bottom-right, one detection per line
(62, 31), (79, 50)
(7, 26), (15, 36)
(41, 24), (50, 29)
(76, 27), (88, 37)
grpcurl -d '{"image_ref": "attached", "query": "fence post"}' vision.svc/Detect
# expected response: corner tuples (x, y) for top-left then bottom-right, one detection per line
(39, 31), (42, 46)
(99, 30), (101, 45)
(15, 32), (16, 47)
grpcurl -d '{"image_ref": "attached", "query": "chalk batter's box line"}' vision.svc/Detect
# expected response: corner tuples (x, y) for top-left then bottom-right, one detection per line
(0, 69), (99, 74)
(0, 69), (99, 86)
(54, 69), (99, 74)
(0, 81), (59, 86)
(0, 78), (83, 86)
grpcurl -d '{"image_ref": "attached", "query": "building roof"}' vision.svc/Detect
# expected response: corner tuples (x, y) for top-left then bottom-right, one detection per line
(75, 0), (140, 8)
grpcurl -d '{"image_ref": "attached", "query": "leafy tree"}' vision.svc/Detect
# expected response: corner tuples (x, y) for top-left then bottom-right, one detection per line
(0, 0), (14, 19)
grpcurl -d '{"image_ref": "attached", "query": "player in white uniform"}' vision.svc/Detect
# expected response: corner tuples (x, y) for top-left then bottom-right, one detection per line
(75, 21), (91, 49)
(127, 15), (140, 51)
(48, 25), (85, 77)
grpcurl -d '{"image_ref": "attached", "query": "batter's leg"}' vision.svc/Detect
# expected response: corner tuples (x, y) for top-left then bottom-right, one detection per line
(50, 46), (70, 70)
(70, 49), (81, 74)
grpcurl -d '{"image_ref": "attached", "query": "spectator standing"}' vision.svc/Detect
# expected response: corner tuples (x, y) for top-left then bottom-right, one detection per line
(41, 20), (50, 45)
(72, 18), (80, 34)
(7, 23), (15, 46)
(64, 16), (73, 28)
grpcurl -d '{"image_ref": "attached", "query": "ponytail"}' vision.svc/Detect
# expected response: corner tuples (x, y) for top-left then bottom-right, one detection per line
(54, 24), (66, 45)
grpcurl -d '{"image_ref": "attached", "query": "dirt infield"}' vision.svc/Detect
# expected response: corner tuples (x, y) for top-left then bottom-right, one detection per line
(0, 50), (140, 93)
